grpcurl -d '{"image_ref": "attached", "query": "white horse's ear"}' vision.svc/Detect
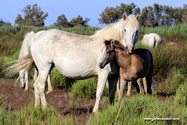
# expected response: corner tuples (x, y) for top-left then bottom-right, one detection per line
(136, 14), (140, 21)
(111, 39), (115, 47)
(123, 13), (127, 21)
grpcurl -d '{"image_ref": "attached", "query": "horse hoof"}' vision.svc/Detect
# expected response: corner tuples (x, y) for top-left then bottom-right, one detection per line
(46, 90), (53, 94)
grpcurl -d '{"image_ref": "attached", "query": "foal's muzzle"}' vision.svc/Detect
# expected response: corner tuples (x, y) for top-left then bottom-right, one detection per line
(98, 60), (107, 69)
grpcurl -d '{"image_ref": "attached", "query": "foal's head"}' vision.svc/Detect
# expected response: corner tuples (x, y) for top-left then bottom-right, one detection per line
(99, 39), (125, 69)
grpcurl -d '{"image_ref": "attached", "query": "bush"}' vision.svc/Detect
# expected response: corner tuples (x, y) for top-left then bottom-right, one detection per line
(174, 82), (187, 106)
(158, 69), (185, 94)
(71, 77), (108, 99)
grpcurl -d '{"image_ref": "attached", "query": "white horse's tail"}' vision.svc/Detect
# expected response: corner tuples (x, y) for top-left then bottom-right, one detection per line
(4, 54), (34, 77)
(4, 31), (36, 77)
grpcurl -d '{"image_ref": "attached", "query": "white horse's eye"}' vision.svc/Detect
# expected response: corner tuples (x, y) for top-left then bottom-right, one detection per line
(124, 29), (126, 32)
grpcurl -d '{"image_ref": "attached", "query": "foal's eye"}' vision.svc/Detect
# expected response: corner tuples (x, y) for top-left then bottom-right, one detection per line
(124, 29), (126, 32)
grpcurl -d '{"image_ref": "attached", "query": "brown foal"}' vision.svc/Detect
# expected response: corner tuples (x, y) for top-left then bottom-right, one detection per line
(99, 39), (153, 100)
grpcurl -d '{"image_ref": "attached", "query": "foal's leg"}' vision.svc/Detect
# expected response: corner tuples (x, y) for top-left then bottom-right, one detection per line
(93, 71), (109, 113)
(25, 70), (29, 91)
(137, 78), (144, 94)
(126, 81), (132, 97)
(118, 77), (127, 100)
(46, 74), (53, 94)
(146, 73), (152, 94)
(116, 79), (120, 94)
(142, 77), (147, 94)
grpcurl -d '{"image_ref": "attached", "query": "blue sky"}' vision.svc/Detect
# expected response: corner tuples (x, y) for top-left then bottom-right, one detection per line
(0, 0), (186, 27)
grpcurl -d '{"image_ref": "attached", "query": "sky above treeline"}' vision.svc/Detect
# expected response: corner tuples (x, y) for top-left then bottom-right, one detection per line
(0, 0), (186, 27)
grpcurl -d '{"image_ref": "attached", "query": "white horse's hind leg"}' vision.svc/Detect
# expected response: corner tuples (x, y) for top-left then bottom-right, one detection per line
(93, 71), (109, 113)
(46, 74), (53, 94)
(34, 68), (38, 81)
(34, 70), (50, 108)
(25, 71), (29, 91)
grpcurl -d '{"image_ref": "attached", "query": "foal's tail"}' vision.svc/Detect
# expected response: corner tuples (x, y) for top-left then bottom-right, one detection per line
(147, 50), (153, 94)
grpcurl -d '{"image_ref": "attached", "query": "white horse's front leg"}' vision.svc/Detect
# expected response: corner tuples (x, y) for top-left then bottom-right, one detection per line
(93, 71), (109, 113)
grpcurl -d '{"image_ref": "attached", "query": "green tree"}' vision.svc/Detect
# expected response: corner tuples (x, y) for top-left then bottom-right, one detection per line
(173, 7), (183, 25)
(182, 4), (187, 24)
(147, 6), (155, 27)
(0, 19), (11, 26)
(134, 7), (140, 15)
(55, 14), (69, 27)
(153, 3), (162, 27)
(69, 15), (90, 27)
(140, 7), (148, 27)
(15, 4), (48, 27)
(98, 6), (118, 24)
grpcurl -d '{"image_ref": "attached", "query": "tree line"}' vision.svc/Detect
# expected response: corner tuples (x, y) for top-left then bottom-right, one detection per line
(1, 3), (187, 27)
(99, 3), (187, 27)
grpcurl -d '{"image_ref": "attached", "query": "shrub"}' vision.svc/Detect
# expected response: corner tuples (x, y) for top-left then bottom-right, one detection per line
(158, 69), (185, 94)
(71, 77), (108, 99)
(174, 81), (187, 106)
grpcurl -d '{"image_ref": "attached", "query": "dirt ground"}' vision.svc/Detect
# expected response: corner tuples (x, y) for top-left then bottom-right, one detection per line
(0, 78), (109, 124)
(0, 78), (169, 124)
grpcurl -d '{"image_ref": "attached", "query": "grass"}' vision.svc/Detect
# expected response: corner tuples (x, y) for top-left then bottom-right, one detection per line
(89, 94), (187, 124)
(0, 98), (73, 125)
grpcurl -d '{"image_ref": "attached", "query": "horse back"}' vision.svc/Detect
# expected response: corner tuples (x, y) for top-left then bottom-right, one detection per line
(132, 48), (153, 74)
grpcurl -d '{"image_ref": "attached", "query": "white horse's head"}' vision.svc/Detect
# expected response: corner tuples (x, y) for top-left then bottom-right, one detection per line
(94, 13), (140, 54)
(122, 13), (140, 53)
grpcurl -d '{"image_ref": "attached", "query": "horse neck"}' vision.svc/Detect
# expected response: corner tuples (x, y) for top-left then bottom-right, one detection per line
(115, 48), (130, 66)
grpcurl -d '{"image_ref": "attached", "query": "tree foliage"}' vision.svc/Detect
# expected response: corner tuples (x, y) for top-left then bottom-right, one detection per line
(99, 3), (187, 27)
(15, 4), (48, 27)
(69, 15), (90, 27)
(0, 19), (11, 26)
(54, 14), (69, 27)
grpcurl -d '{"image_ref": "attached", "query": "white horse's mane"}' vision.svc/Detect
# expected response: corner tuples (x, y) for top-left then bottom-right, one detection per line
(92, 15), (140, 42)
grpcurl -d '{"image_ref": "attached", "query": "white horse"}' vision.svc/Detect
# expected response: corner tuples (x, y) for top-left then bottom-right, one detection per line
(141, 33), (163, 48)
(18, 31), (53, 94)
(5, 13), (140, 113)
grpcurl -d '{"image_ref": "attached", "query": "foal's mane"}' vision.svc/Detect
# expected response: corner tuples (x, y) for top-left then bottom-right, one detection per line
(104, 39), (126, 50)
(93, 15), (140, 42)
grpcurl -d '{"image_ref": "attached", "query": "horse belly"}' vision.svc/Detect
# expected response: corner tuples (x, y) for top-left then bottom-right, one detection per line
(54, 50), (98, 80)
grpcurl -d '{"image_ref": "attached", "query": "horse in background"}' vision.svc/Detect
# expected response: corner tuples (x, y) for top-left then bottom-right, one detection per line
(18, 31), (53, 94)
(141, 33), (163, 48)
(4, 13), (140, 113)
(141, 33), (178, 49)
(99, 39), (153, 100)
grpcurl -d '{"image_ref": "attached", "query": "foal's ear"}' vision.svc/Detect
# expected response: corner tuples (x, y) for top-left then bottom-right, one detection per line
(111, 39), (115, 48)
(104, 39), (110, 46)
(123, 13), (127, 21)
(136, 14), (140, 21)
